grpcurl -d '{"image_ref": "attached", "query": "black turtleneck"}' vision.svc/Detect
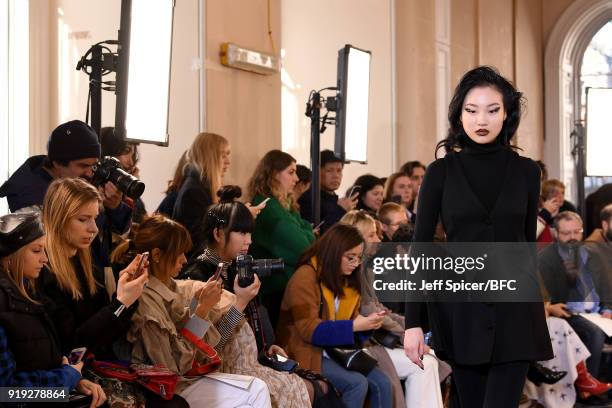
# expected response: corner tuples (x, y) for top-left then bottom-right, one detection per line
(458, 138), (510, 213)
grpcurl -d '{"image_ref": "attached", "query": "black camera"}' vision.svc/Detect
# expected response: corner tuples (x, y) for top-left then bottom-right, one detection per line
(92, 156), (145, 199)
(236, 254), (284, 287)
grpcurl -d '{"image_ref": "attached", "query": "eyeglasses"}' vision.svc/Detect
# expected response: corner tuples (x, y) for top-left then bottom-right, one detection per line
(343, 254), (364, 266)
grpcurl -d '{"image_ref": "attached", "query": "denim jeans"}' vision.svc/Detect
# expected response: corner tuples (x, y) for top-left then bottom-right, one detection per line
(567, 314), (607, 376)
(321, 356), (393, 408)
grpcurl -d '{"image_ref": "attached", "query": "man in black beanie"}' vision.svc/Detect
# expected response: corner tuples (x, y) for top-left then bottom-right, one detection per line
(0, 120), (132, 271)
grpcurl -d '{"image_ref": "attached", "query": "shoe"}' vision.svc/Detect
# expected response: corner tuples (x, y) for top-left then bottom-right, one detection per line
(527, 362), (567, 386)
(576, 361), (612, 399)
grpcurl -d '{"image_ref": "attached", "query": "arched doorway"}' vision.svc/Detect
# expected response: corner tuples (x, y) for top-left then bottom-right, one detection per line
(544, 0), (612, 205)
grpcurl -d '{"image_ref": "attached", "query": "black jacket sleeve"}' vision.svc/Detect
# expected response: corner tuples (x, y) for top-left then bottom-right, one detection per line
(405, 159), (445, 329)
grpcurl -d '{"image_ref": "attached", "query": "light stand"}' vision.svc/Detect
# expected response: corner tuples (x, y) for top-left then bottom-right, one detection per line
(305, 88), (338, 225)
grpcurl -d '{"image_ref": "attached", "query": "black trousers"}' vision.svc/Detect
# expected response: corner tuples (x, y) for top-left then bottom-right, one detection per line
(451, 361), (529, 408)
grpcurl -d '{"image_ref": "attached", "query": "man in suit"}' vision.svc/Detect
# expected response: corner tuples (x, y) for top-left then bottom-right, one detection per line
(539, 211), (612, 377)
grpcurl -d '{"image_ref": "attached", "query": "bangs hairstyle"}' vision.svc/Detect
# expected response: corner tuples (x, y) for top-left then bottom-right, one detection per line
(437, 65), (525, 157)
(112, 214), (192, 282)
(1, 244), (40, 304)
(247, 150), (298, 211)
(340, 210), (377, 236)
(298, 223), (364, 297)
(201, 186), (254, 250)
(185, 133), (229, 203)
(43, 178), (102, 300)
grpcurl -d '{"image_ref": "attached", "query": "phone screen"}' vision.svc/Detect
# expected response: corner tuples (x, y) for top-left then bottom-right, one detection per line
(68, 347), (87, 365)
(213, 262), (225, 281)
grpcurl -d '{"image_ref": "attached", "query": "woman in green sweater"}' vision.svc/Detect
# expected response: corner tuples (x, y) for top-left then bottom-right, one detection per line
(247, 150), (315, 326)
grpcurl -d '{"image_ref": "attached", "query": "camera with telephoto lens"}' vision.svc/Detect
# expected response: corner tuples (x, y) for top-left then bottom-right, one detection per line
(236, 254), (284, 287)
(92, 156), (145, 200)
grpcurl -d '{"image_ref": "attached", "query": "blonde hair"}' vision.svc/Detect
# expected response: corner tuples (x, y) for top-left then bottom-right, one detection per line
(185, 133), (229, 203)
(340, 210), (377, 236)
(43, 178), (102, 300)
(247, 150), (298, 212)
(1, 247), (38, 303)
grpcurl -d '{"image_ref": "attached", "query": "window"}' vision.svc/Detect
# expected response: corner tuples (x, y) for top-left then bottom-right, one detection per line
(0, 0), (29, 215)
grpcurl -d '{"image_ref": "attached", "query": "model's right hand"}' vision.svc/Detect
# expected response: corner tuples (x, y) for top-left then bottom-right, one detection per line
(404, 327), (425, 369)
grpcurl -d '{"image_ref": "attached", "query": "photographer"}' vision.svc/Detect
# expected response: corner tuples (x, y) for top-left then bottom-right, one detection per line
(0, 212), (106, 406)
(100, 127), (146, 223)
(0, 120), (133, 272)
(180, 186), (312, 406)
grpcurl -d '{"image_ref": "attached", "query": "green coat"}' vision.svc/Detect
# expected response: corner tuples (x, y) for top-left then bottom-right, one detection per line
(250, 194), (315, 295)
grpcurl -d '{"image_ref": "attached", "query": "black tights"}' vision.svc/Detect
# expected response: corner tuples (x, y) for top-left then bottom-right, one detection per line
(451, 361), (529, 408)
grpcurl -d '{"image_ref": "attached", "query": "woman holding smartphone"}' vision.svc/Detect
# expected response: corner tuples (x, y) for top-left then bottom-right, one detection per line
(278, 223), (393, 408)
(403, 66), (553, 407)
(0, 212), (106, 406)
(113, 214), (272, 407)
(247, 150), (315, 327)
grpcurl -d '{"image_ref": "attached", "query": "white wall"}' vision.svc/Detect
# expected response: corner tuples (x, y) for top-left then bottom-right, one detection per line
(32, 0), (200, 210)
(281, 0), (395, 193)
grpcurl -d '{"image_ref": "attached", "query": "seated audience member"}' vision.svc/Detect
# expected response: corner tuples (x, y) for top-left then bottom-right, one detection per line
(100, 127), (146, 223)
(398, 161), (426, 220)
(586, 203), (612, 246)
(538, 211), (612, 386)
(114, 215), (272, 407)
(524, 305), (612, 406)
(298, 150), (357, 234)
(352, 174), (384, 214)
(585, 183), (612, 236)
(294, 164), (312, 202)
(277, 223), (393, 408)
(0, 120), (132, 273)
(539, 179), (572, 227)
(157, 151), (188, 217)
(0, 212), (106, 406)
(378, 202), (410, 242)
(180, 188), (313, 406)
(536, 161), (577, 214)
(172, 133), (231, 256)
(383, 172), (414, 217)
(247, 150), (315, 327)
(340, 210), (444, 408)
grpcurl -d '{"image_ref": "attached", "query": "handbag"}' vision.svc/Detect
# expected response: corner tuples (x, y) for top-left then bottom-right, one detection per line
(372, 328), (402, 349)
(91, 360), (179, 401)
(318, 282), (378, 376)
(324, 347), (378, 376)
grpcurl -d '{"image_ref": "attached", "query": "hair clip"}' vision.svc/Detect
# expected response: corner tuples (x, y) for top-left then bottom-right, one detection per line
(207, 210), (226, 227)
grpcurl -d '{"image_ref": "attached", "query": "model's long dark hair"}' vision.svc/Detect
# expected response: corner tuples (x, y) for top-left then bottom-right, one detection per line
(436, 66), (525, 157)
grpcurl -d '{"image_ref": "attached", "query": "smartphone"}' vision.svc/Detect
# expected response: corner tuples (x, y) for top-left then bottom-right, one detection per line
(260, 197), (271, 206)
(347, 185), (361, 198)
(313, 220), (325, 230)
(68, 347), (87, 365)
(133, 252), (149, 279)
(213, 262), (225, 281)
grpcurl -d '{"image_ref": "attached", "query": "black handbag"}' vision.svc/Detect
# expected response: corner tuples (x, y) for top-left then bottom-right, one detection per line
(324, 346), (378, 375)
(372, 328), (402, 349)
(318, 283), (378, 376)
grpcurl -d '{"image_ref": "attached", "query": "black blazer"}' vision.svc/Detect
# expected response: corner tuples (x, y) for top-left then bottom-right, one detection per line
(172, 166), (213, 254)
(405, 150), (553, 365)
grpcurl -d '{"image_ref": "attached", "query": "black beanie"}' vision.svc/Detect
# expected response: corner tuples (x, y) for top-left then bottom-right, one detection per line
(47, 120), (101, 163)
(0, 212), (45, 258)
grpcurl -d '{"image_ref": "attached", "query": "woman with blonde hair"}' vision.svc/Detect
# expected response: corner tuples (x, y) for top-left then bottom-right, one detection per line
(0, 212), (106, 405)
(39, 177), (147, 364)
(173, 132), (231, 253)
(247, 150), (315, 327)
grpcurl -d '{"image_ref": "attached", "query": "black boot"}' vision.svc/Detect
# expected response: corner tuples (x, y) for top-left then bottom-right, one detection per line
(527, 362), (567, 386)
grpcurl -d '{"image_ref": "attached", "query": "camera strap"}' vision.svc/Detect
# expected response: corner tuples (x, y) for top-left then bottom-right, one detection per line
(245, 299), (268, 353)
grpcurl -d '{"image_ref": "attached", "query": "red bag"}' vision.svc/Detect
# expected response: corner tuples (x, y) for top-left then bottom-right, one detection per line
(91, 360), (179, 400)
(180, 328), (222, 376)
